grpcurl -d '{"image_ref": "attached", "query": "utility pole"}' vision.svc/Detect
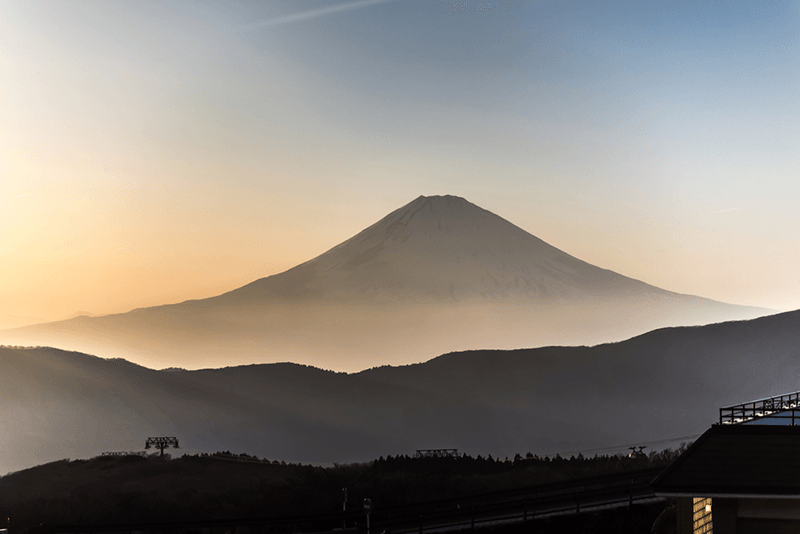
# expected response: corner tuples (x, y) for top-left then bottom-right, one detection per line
(342, 487), (348, 529)
(364, 498), (372, 534)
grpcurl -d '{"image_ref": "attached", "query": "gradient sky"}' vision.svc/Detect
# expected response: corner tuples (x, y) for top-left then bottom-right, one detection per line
(2, 0), (799, 324)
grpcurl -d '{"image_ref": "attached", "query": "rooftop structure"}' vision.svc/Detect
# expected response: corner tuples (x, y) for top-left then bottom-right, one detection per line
(652, 424), (800, 497)
(654, 392), (800, 533)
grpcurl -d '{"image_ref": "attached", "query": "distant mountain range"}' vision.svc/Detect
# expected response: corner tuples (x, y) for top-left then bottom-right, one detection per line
(0, 195), (770, 370)
(2, 309), (800, 475)
(0, 314), (46, 330)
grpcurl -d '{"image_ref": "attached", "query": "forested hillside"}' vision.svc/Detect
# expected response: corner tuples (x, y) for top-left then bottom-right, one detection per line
(0, 448), (681, 532)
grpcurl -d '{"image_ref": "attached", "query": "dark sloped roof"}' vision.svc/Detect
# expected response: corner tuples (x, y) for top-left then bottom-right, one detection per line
(652, 424), (800, 496)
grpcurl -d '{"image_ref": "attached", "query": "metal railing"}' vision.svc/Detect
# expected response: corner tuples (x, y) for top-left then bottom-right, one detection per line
(373, 470), (664, 534)
(719, 391), (800, 425)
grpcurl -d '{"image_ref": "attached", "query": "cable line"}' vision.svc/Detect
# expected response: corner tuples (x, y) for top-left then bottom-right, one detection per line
(535, 433), (701, 458)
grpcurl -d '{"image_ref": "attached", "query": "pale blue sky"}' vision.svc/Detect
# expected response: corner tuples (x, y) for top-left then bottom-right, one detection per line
(1, 0), (799, 320)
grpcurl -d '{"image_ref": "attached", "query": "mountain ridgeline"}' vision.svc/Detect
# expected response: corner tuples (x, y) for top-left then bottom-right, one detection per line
(2, 309), (799, 474)
(0, 195), (769, 371)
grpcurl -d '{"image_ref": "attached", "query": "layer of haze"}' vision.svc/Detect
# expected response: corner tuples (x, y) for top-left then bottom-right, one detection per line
(2, 0), (800, 326)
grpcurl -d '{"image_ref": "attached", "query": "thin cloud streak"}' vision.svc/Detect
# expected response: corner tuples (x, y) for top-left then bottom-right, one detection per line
(246, 0), (397, 29)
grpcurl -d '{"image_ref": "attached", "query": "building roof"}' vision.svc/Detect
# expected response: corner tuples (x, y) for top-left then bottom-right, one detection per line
(652, 424), (800, 497)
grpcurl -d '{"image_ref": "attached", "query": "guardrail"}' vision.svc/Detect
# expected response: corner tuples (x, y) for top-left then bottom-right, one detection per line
(375, 486), (663, 534)
(371, 467), (663, 534)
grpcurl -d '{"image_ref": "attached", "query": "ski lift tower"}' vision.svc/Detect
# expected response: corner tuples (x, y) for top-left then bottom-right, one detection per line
(145, 436), (179, 457)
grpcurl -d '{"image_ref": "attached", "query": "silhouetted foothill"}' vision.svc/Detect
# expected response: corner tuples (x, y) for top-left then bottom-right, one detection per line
(0, 448), (683, 532)
(1, 307), (800, 474)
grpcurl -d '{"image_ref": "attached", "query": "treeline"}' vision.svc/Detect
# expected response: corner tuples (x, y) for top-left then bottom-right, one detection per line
(377, 446), (687, 473)
(361, 446), (686, 505)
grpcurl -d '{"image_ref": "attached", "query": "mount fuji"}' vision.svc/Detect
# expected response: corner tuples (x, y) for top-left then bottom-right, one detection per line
(220, 194), (673, 303)
(0, 195), (770, 370)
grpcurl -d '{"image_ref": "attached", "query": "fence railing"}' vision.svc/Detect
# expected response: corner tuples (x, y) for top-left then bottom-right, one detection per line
(719, 391), (800, 425)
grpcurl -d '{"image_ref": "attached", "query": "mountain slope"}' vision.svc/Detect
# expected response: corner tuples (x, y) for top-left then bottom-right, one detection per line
(2, 309), (799, 475)
(217, 194), (669, 302)
(0, 195), (770, 370)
